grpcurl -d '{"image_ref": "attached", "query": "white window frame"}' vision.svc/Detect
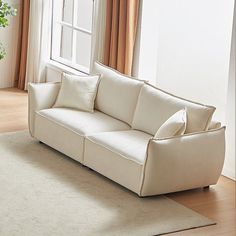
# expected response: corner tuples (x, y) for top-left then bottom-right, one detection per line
(51, 0), (94, 74)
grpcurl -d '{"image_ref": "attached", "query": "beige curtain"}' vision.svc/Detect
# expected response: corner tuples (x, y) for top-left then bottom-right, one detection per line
(16, 0), (30, 90)
(104, 0), (140, 75)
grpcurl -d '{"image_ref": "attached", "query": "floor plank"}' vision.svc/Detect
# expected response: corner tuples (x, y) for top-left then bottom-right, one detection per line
(0, 87), (235, 236)
(0, 88), (28, 133)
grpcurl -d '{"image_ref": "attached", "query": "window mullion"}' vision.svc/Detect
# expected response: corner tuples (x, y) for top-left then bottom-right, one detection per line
(71, 0), (77, 65)
(73, 26), (92, 35)
(57, 21), (73, 28)
(51, 0), (94, 73)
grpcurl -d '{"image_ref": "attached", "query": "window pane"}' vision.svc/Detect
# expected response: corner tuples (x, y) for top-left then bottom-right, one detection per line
(76, 0), (93, 31)
(60, 26), (73, 60)
(51, 0), (94, 72)
(62, 0), (73, 24)
(75, 31), (91, 68)
(53, 0), (63, 23)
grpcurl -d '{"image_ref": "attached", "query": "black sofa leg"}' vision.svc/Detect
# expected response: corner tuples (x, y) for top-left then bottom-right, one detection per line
(203, 186), (210, 190)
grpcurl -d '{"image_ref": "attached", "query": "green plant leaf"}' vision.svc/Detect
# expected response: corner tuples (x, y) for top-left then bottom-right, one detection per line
(0, 0), (17, 28)
(0, 0), (17, 60)
(0, 43), (6, 60)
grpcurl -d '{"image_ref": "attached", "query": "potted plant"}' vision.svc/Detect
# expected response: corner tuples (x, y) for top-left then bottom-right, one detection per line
(0, 0), (17, 60)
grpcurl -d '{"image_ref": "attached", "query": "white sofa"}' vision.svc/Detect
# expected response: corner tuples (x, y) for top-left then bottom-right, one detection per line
(28, 62), (225, 197)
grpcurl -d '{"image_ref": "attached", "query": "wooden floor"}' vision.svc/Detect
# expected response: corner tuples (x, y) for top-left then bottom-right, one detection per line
(0, 88), (235, 236)
(0, 88), (28, 133)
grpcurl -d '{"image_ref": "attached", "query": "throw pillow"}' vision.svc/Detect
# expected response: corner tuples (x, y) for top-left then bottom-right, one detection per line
(53, 73), (100, 112)
(154, 109), (187, 139)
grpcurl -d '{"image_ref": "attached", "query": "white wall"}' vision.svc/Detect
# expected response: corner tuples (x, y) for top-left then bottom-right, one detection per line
(0, 0), (21, 88)
(223, 5), (235, 180)
(135, 0), (235, 179)
(137, 0), (234, 122)
(133, 0), (159, 81)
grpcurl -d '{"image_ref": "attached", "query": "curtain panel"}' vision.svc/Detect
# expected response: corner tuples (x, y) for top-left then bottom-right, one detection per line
(90, 0), (107, 72)
(104, 0), (140, 76)
(24, 0), (51, 89)
(15, 0), (51, 90)
(16, 0), (30, 90)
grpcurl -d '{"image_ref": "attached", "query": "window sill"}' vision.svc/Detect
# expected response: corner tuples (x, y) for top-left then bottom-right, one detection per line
(46, 60), (89, 82)
(47, 60), (88, 75)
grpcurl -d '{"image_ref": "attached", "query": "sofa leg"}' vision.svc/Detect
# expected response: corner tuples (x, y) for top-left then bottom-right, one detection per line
(203, 186), (210, 190)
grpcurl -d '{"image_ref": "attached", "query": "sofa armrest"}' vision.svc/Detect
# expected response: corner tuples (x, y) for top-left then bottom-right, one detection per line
(140, 127), (225, 196)
(28, 82), (61, 137)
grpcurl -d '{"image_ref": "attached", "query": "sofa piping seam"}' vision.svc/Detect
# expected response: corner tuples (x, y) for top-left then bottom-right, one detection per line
(139, 139), (152, 196)
(151, 126), (226, 141)
(94, 61), (147, 83)
(35, 111), (85, 137)
(144, 82), (216, 109)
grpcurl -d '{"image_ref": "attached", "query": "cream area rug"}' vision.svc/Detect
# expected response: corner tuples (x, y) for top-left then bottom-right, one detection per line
(0, 131), (215, 236)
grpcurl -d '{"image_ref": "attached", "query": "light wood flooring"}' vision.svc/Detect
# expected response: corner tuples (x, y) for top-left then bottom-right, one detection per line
(0, 88), (235, 236)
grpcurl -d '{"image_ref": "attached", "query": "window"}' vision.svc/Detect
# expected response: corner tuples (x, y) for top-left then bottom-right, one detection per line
(51, 0), (94, 73)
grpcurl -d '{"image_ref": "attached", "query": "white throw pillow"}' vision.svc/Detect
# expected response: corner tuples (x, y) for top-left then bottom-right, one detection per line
(154, 109), (187, 139)
(53, 73), (100, 112)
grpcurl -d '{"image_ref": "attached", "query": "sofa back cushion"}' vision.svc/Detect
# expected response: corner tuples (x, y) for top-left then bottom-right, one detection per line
(132, 83), (215, 135)
(92, 62), (144, 125)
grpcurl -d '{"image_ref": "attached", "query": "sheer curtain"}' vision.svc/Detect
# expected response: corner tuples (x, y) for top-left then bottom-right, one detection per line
(25, 0), (132, 87)
(25, 0), (106, 85)
(24, 0), (52, 90)
(90, 0), (107, 72)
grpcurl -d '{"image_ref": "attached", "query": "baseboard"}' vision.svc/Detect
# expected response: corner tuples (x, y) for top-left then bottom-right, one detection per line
(222, 167), (236, 181)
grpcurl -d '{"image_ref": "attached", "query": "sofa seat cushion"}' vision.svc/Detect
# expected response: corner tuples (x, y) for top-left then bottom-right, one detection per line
(86, 130), (152, 164)
(84, 130), (152, 194)
(132, 84), (215, 135)
(36, 108), (130, 136)
(92, 62), (144, 125)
